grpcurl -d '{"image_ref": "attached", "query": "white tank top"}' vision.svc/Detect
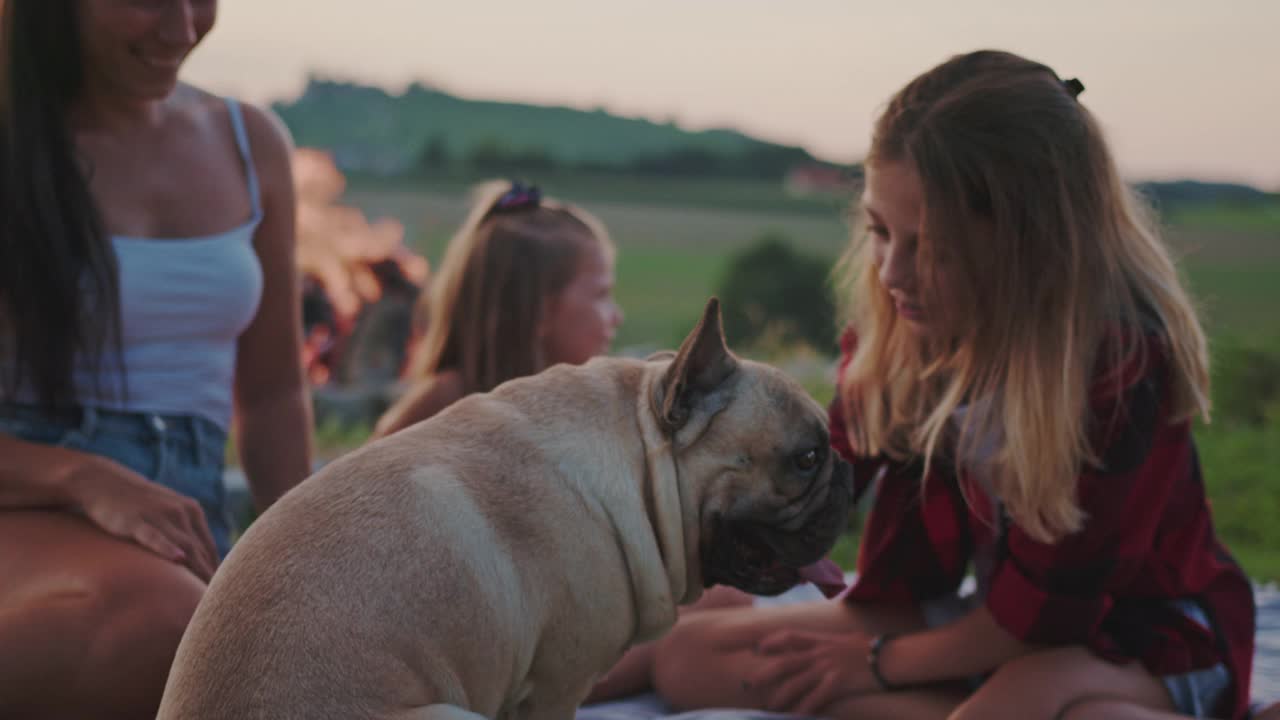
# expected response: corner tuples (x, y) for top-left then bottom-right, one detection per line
(5, 98), (265, 430)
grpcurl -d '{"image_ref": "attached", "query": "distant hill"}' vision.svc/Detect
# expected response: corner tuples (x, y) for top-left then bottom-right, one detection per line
(272, 77), (1274, 204)
(1135, 180), (1277, 210)
(271, 76), (826, 179)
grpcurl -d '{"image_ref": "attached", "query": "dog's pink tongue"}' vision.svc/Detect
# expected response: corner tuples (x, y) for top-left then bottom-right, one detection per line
(798, 559), (847, 598)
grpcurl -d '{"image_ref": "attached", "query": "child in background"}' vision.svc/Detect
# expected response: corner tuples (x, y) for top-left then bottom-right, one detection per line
(650, 50), (1256, 720)
(373, 180), (623, 436)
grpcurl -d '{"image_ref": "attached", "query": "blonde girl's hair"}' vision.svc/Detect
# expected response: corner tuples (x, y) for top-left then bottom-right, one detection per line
(836, 50), (1210, 543)
(408, 180), (614, 394)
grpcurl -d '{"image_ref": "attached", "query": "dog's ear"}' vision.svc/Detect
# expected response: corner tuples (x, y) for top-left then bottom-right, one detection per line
(656, 297), (738, 433)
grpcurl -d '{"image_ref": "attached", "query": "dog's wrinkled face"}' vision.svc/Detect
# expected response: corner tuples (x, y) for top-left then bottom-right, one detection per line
(693, 369), (853, 596)
(654, 299), (854, 597)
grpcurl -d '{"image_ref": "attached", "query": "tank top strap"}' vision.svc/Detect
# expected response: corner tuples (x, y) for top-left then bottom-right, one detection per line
(223, 98), (263, 220)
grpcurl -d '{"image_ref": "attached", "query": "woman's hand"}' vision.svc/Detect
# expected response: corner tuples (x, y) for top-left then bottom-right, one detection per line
(745, 629), (879, 715)
(64, 455), (218, 582)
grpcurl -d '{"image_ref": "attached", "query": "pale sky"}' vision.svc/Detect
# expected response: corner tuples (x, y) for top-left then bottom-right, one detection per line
(184, 0), (1280, 189)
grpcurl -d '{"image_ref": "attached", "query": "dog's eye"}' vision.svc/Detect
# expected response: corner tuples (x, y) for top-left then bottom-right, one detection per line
(792, 448), (821, 472)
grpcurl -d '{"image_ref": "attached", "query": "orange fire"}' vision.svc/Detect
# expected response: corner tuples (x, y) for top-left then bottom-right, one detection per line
(293, 149), (429, 385)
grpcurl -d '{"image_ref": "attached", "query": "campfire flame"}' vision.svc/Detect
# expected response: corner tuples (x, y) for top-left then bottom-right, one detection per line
(293, 149), (429, 386)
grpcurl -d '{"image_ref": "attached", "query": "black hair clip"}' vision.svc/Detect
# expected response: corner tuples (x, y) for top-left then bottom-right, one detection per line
(1062, 77), (1085, 99)
(491, 181), (542, 213)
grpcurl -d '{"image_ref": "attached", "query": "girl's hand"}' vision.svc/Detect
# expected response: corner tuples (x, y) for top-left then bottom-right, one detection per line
(745, 629), (879, 715)
(64, 455), (219, 582)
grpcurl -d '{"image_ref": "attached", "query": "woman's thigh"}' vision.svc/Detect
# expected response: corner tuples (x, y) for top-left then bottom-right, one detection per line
(0, 507), (204, 640)
(0, 510), (205, 717)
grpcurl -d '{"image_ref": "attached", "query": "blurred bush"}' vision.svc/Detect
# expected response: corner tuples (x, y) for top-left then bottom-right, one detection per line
(716, 232), (838, 357)
(1211, 339), (1280, 427)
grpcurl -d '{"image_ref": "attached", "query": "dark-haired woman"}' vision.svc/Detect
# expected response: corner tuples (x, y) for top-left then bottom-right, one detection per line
(0, 1), (312, 716)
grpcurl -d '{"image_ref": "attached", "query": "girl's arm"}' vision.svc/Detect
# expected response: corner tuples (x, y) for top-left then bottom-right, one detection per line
(874, 603), (1037, 686)
(887, 350), (1173, 685)
(753, 357), (1173, 717)
(0, 432), (85, 508)
(232, 104), (314, 512)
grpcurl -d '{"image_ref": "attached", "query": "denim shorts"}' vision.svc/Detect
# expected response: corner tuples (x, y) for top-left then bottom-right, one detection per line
(922, 592), (1231, 717)
(0, 402), (233, 558)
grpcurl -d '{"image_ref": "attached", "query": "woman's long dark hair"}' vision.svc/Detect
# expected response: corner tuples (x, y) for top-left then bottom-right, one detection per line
(0, 1), (123, 410)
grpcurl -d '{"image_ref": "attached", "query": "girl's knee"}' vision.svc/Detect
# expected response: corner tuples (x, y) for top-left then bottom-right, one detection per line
(649, 650), (692, 708)
(948, 652), (1067, 720)
(949, 690), (1031, 720)
(651, 617), (710, 681)
(949, 648), (1170, 720)
(651, 614), (733, 705)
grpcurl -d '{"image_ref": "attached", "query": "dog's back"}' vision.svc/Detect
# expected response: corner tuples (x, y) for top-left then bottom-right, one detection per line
(159, 363), (647, 719)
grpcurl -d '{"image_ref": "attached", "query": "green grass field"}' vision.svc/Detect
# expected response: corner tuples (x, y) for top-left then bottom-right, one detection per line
(339, 177), (1280, 580)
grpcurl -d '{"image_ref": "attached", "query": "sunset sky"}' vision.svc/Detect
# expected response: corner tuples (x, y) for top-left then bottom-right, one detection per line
(184, 0), (1280, 189)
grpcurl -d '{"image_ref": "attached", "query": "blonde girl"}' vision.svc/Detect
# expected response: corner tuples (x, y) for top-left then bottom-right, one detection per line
(651, 50), (1255, 720)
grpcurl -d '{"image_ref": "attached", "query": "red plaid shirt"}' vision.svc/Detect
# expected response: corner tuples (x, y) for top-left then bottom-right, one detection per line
(831, 330), (1256, 719)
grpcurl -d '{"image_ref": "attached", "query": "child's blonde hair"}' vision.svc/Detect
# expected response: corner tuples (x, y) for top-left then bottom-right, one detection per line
(836, 50), (1210, 543)
(409, 180), (614, 394)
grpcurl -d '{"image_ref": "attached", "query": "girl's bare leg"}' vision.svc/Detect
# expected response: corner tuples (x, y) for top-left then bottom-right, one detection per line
(584, 585), (753, 703)
(949, 646), (1176, 720)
